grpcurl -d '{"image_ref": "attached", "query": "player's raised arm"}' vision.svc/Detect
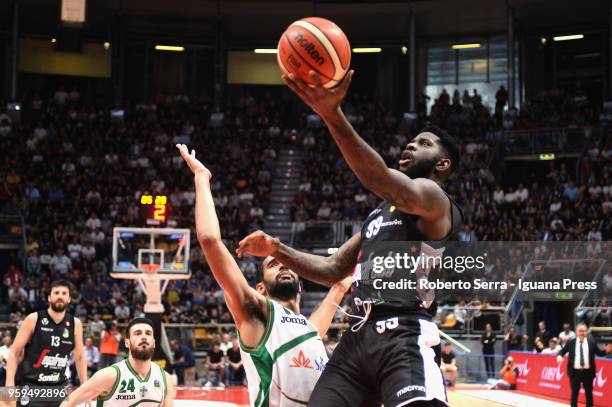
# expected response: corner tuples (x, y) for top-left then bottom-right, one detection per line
(176, 145), (267, 332)
(5, 312), (36, 386)
(283, 71), (450, 223)
(237, 231), (360, 287)
(59, 366), (117, 407)
(308, 275), (352, 337)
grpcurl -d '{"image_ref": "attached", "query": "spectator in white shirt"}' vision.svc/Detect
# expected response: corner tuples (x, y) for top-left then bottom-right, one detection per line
(84, 337), (100, 376)
(114, 300), (131, 322)
(9, 283), (28, 302)
(492, 186), (505, 204)
(86, 213), (101, 230)
(67, 241), (83, 263)
(82, 242), (96, 262)
(219, 333), (232, 355)
(316, 201), (332, 220)
(0, 333), (11, 382)
(586, 226), (602, 241)
(504, 187), (518, 203)
(541, 338), (562, 355)
(50, 249), (72, 274)
(354, 188), (368, 203)
(558, 323), (576, 347)
(515, 183), (529, 202)
(89, 229), (105, 245)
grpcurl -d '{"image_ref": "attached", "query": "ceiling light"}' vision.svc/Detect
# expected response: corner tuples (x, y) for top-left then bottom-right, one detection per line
(452, 43), (481, 50)
(154, 45), (185, 52)
(553, 34), (584, 42)
(353, 47), (382, 53)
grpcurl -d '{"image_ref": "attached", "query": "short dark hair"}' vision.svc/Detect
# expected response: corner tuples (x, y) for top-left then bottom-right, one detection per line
(50, 280), (72, 296)
(126, 317), (154, 338)
(420, 125), (460, 176)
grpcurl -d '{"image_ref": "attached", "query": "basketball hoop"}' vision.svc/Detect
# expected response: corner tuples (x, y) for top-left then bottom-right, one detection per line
(142, 264), (161, 275)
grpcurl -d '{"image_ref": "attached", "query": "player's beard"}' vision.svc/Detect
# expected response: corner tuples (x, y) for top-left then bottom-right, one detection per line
(50, 300), (67, 312)
(265, 278), (299, 302)
(400, 156), (437, 179)
(131, 343), (155, 361)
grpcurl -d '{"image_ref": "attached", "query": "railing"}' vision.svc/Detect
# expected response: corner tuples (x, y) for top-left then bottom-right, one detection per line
(453, 353), (508, 383)
(0, 321), (350, 353)
(290, 221), (362, 250)
(503, 127), (593, 157)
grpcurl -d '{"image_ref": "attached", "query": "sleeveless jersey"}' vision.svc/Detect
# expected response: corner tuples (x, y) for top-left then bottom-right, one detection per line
(97, 359), (167, 407)
(16, 309), (75, 385)
(352, 196), (464, 316)
(239, 299), (328, 407)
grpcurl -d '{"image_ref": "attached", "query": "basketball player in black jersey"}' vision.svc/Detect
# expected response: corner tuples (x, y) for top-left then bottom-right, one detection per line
(6, 280), (87, 406)
(237, 70), (463, 406)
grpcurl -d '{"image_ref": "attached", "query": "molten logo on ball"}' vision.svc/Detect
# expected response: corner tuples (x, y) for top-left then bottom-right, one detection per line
(293, 33), (325, 66)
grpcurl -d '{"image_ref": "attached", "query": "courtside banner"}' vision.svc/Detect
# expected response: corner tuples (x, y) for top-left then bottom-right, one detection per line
(510, 351), (612, 406)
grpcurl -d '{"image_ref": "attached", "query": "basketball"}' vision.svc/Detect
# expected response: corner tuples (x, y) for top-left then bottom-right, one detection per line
(277, 17), (351, 88)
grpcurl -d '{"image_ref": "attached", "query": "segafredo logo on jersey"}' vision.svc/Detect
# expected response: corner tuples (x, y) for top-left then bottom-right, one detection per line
(280, 316), (308, 326)
(293, 34), (325, 66)
(32, 349), (69, 369)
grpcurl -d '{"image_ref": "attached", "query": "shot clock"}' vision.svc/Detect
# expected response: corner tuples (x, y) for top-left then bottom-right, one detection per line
(140, 194), (169, 225)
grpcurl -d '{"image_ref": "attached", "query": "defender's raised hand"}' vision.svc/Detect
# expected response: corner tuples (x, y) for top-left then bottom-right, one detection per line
(176, 144), (211, 179)
(236, 230), (280, 258)
(282, 70), (354, 120)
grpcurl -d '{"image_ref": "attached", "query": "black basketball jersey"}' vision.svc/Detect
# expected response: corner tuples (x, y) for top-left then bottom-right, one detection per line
(16, 309), (75, 385)
(351, 195), (464, 317)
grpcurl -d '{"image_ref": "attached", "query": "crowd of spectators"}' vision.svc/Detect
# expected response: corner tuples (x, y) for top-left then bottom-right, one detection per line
(0, 83), (610, 330)
(0, 89), (304, 325)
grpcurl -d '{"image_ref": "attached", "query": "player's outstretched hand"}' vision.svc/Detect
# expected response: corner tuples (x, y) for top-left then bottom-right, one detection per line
(176, 144), (212, 179)
(282, 70), (354, 119)
(236, 230), (280, 258)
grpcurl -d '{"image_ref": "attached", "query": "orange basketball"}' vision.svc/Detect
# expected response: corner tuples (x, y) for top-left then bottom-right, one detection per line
(277, 17), (351, 88)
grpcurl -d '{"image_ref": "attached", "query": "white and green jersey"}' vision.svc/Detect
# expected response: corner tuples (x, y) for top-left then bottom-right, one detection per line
(240, 299), (328, 407)
(97, 359), (167, 407)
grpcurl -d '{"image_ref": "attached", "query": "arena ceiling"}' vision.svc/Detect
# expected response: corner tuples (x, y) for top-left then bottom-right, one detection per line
(1, 0), (608, 45)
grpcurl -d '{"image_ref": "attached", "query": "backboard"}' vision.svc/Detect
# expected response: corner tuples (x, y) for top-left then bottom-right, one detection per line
(111, 227), (191, 277)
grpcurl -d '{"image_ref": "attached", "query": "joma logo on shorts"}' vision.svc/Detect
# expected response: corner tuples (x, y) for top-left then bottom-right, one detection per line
(396, 385), (426, 397)
(280, 316), (307, 325)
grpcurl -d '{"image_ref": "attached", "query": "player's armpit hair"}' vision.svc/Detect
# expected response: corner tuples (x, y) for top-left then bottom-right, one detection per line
(243, 295), (267, 325)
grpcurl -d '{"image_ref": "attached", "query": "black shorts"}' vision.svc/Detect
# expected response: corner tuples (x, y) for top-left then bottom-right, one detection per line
(308, 314), (448, 407)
